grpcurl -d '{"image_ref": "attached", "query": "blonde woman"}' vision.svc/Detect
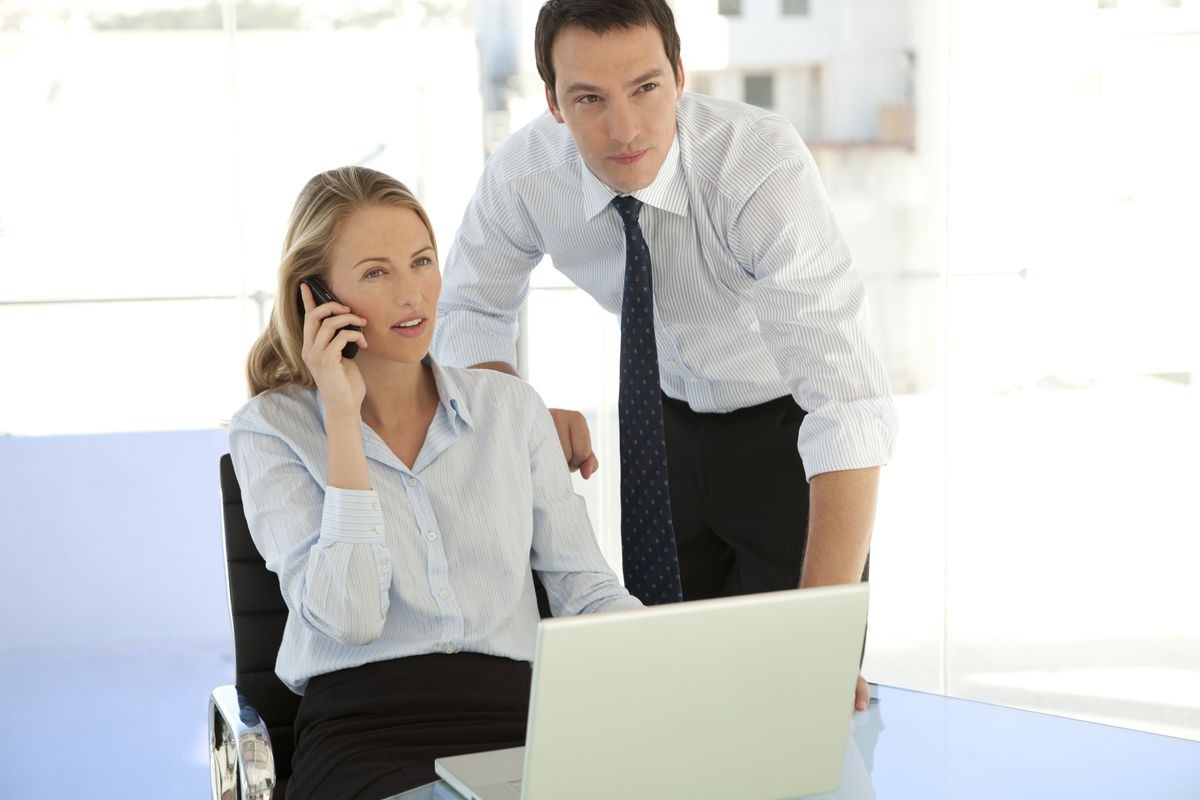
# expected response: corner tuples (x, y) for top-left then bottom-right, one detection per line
(230, 166), (640, 800)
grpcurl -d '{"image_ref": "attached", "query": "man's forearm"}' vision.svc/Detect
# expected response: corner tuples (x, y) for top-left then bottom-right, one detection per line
(470, 361), (520, 377)
(800, 466), (880, 588)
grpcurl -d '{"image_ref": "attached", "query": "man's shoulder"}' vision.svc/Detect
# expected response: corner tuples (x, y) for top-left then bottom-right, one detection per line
(677, 93), (810, 189)
(484, 111), (580, 188)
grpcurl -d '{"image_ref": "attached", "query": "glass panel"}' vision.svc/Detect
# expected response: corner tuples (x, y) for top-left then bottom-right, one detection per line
(945, 2), (1200, 740)
(743, 73), (774, 108)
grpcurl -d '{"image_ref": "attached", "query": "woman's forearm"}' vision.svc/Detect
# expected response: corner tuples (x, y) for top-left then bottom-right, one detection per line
(325, 409), (371, 490)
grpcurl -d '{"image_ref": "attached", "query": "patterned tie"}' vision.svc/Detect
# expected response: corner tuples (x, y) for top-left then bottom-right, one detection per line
(611, 195), (683, 605)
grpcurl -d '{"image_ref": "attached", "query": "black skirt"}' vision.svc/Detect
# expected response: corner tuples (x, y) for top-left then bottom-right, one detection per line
(287, 653), (533, 800)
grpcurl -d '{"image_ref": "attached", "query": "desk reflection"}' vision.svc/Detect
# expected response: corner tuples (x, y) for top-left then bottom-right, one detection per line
(397, 684), (1200, 799)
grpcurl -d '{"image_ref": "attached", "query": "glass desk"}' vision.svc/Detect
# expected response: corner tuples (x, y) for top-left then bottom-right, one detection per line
(390, 684), (1200, 799)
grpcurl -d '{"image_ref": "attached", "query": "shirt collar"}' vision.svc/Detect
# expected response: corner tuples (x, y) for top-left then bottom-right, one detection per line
(314, 354), (474, 432)
(578, 128), (689, 221)
(426, 355), (474, 431)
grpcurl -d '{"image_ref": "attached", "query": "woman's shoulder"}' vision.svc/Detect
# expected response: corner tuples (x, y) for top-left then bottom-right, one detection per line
(438, 364), (545, 419)
(230, 384), (322, 434)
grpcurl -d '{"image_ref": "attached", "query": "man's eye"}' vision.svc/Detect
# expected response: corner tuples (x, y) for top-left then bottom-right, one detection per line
(638, 82), (658, 93)
(578, 94), (600, 105)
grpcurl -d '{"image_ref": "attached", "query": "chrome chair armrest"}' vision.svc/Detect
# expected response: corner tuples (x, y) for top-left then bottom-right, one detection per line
(209, 684), (276, 800)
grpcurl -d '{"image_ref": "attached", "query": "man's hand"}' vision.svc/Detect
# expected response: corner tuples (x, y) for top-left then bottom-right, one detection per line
(855, 673), (869, 712)
(549, 409), (599, 478)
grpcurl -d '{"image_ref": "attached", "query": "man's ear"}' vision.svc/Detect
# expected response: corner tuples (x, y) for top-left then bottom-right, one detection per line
(545, 83), (565, 123)
(675, 57), (686, 97)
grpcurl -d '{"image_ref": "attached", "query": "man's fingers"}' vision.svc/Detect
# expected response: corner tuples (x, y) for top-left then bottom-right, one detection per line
(549, 409), (596, 474)
(551, 410), (573, 461)
(566, 414), (593, 470)
(854, 673), (869, 712)
(579, 453), (599, 479)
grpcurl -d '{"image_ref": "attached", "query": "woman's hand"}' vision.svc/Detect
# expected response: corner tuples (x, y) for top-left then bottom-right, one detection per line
(300, 282), (368, 416)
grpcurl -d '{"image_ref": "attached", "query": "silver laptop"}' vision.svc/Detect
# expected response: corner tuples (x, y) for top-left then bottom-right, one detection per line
(435, 583), (868, 800)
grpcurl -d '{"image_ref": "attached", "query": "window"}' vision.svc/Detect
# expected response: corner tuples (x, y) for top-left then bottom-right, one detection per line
(690, 73), (714, 96)
(743, 74), (775, 109)
(783, 0), (811, 15)
(718, 0), (742, 16)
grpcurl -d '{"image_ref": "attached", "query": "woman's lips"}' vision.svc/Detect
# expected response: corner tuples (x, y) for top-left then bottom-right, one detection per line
(609, 149), (648, 167)
(390, 319), (428, 339)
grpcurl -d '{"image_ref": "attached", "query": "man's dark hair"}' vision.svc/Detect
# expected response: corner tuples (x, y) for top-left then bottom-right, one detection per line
(535, 0), (681, 101)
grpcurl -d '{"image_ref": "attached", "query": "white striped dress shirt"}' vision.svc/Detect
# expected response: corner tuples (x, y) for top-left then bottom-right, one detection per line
(228, 359), (641, 694)
(432, 92), (897, 477)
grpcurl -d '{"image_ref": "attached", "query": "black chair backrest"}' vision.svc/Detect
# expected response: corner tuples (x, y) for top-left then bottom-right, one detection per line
(219, 454), (299, 786)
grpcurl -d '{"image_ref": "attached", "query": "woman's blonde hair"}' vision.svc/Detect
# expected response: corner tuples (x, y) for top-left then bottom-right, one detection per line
(246, 166), (437, 396)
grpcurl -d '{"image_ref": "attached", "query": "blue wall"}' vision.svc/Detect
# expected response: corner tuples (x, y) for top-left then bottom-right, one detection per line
(0, 429), (234, 653)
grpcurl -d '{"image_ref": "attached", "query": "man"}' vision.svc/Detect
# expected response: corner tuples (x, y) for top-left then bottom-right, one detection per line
(432, 0), (897, 710)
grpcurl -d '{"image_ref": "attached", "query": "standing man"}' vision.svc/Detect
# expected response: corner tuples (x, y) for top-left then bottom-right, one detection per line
(432, 0), (897, 710)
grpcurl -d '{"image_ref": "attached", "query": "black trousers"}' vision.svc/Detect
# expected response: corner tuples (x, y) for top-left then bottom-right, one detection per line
(287, 654), (532, 800)
(663, 392), (877, 602)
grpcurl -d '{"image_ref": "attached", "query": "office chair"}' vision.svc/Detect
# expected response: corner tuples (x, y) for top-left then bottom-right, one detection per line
(209, 453), (295, 800)
(208, 453), (555, 800)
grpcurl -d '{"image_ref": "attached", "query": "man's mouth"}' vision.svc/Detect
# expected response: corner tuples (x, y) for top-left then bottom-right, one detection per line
(610, 149), (648, 166)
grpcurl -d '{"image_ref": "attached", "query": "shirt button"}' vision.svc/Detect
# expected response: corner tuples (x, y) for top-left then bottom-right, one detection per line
(443, 645), (455, 654)
(380, 565), (391, 575)
(407, 477), (418, 487)
(373, 524), (383, 533)
(426, 531), (438, 542)
(438, 590), (448, 599)
(372, 500), (381, 510)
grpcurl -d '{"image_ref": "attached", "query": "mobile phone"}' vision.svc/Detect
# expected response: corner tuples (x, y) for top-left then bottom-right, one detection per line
(299, 277), (360, 359)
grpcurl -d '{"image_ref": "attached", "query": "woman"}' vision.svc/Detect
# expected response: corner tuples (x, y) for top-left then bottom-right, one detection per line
(230, 166), (640, 800)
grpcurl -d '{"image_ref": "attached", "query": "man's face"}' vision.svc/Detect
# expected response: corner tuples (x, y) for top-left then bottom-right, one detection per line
(546, 24), (684, 194)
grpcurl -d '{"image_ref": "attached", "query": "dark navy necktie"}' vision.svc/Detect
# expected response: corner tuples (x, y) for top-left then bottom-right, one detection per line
(611, 195), (683, 605)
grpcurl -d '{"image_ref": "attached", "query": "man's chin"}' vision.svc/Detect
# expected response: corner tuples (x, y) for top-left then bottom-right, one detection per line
(603, 171), (653, 195)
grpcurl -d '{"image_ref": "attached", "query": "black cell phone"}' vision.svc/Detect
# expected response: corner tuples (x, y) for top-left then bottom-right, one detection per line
(299, 277), (361, 359)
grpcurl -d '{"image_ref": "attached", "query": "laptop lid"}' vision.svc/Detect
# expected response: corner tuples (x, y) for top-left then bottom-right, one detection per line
(518, 583), (869, 800)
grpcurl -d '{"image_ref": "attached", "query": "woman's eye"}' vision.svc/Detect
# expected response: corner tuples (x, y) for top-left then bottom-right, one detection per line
(363, 268), (385, 279)
(413, 257), (432, 268)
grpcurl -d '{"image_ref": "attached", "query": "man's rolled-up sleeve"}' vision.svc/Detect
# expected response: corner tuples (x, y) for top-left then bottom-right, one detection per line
(730, 150), (898, 479)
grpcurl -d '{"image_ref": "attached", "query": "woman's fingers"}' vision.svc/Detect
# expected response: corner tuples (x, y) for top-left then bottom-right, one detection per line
(312, 311), (367, 352)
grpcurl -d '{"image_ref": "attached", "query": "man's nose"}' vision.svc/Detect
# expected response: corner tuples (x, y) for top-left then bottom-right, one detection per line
(608, 98), (639, 145)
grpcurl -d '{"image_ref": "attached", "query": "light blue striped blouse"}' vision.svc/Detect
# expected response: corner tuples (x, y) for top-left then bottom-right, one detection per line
(228, 359), (641, 694)
(432, 92), (897, 478)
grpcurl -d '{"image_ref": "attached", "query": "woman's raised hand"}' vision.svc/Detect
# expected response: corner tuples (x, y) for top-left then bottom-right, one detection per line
(300, 282), (368, 416)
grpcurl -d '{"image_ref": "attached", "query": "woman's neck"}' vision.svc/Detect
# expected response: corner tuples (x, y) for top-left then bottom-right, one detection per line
(356, 358), (440, 433)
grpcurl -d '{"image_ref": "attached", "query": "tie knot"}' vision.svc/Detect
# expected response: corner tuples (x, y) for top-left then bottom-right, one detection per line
(611, 194), (643, 224)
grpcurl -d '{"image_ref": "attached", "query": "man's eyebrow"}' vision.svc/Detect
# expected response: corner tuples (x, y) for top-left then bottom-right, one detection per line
(562, 80), (602, 96)
(563, 69), (665, 97)
(625, 68), (664, 88)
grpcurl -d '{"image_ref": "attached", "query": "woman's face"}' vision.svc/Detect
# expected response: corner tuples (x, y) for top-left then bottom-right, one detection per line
(324, 204), (440, 367)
